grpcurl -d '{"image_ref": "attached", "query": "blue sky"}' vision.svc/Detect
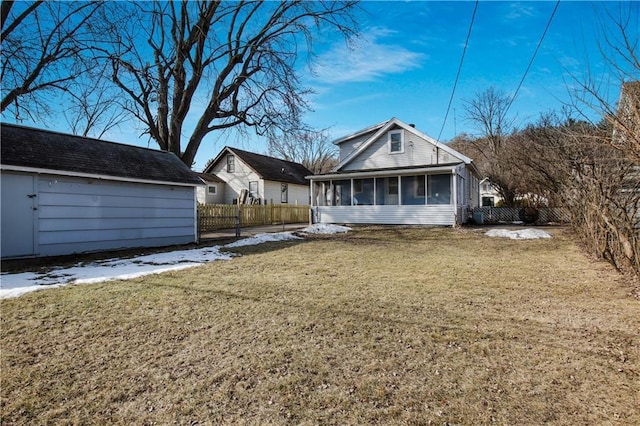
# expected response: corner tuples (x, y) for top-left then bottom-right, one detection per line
(4, 1), (638, 171)
(199, 0), (637, 170)
(302, 1), (638, 141)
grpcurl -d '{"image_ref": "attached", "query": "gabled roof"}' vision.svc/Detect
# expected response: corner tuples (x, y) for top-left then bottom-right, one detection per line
(204, 146), (312, 185)
(334, 117), (474, 171)
(332, 119), (389, 145)
(1, 123), (202, 186)
(197, 172), (224, 184)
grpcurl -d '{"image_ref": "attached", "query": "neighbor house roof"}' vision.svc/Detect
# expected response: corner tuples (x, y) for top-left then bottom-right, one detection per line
(204, 147), (312, 185)
(1, 123), (203, 186)
(197, 172), (224, 184)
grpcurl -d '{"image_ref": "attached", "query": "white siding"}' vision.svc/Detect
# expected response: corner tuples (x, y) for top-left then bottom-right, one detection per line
(210, 156), (261, 204)
(196, 183), (225, 204)
(263, 181), (310, 205)
(35, 175), (196, 257)
(338, 130), (378, 162)
(341, 129), (461, 172)
(314, 205), (456, 226)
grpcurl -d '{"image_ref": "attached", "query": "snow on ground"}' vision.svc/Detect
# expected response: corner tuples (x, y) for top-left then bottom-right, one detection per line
(300, 224), (352, 234)
(0, 246), (233, 299)
(224, 232), (301, 248)
(0, 228), (340, 299)
(485, 228), (552, 240)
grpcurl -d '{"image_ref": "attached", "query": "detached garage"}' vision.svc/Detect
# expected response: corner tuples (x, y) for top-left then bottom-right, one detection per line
(1, 124), (203, 259)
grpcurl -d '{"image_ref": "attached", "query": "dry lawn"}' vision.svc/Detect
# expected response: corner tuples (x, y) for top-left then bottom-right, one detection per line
(1, 226), (638, 425)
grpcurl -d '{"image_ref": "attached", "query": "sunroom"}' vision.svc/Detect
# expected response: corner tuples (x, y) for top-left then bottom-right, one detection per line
(309, 165), (468, 226)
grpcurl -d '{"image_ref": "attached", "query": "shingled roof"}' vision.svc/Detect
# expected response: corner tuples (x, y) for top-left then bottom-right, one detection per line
(1, 123), (202, 186)
(204, 147), (312, 185)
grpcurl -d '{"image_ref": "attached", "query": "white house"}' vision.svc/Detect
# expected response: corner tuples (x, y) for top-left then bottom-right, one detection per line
(308, 118), (481, 226)
(480, 178), (502, 207)
(1, 124), (203, 259)
(199, 147), (311, 205)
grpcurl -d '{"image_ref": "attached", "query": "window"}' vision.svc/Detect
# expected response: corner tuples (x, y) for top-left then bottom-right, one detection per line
(332, 180), (351, 206)
(207, 185), (217, 194)
(375, 177), (398, 205)
(226, 155), (235, 172)
(388, 130), (403, 153)
(352, 178), (374, 205)
(314, 181), (330, 206)
(281, 183), (288, 203)
(249, 181), (258, 198)
(427, 174), (451, 204)
(401, 175), (426, 205)
(482, 196), (495, 207)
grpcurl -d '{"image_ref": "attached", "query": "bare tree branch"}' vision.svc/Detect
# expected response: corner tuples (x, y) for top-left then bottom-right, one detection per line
(108, 0), (359, 166)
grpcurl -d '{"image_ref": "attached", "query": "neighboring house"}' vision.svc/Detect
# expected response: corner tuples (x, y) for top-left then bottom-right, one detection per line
(200, 147), (311, 205)
(1, 124), (203, 259)
(308, 118), (481, 226)
(196, 173), (226, 204)
(613, 81), (639, 156)
(480, 178), (502, 207)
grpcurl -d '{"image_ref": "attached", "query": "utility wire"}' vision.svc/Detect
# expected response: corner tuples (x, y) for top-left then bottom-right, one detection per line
(436, 0), (478, 142)
(504, 0), (561, 116)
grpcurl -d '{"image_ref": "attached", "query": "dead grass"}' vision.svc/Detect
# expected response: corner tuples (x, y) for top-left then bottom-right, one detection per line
(1, 226), (638, 425)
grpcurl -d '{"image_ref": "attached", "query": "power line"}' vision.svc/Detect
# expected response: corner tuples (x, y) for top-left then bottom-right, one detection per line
(436, 0), (478, 142)
(504, 0), (561, 116)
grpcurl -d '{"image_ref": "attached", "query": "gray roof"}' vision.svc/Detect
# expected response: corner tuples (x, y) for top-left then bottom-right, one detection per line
(1, 123), (202, 185)
(204, 146), (312, 185)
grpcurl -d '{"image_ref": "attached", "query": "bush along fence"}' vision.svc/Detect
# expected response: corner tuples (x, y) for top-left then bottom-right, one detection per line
(198, 204), (310, 233)
(471, 207), (570, 225)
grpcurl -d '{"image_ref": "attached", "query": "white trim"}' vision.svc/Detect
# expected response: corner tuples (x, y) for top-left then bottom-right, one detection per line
(332, 120), (388, 145)
(388, 129), (404, 154)
(334, 118), (476, 171)
(307, 165), (458, 181)
(0, 165), (202, 188)
(193, 187), (199, 243)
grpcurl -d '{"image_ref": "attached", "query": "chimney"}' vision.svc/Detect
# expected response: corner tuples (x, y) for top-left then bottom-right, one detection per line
(409, 123), (415, 128)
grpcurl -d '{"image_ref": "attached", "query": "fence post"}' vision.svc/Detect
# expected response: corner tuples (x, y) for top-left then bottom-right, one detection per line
(236, 205), (241, 237)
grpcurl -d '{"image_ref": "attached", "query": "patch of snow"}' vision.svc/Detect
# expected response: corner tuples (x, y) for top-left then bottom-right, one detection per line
(301, 224), (352, 234)
(1, 246), (233, 299)
(224, 232), (302, 248)
(0, 227), (344, 299)
(485, 228), (552, 240)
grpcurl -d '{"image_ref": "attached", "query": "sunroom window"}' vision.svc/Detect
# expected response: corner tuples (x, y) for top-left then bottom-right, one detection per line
(352, 178), (374, 205)
(375, 177), (398, 205)
(401, 175), (426, 205)
(332, 180), (351, 206)
(427, 174), (451, 204)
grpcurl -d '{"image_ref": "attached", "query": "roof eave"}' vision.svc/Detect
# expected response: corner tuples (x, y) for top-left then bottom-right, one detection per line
(1, 164), (203, 187)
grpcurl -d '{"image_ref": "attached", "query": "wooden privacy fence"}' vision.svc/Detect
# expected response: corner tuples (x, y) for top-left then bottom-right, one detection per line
(198, 204), (310, 232)
(472, 207), (570, 225)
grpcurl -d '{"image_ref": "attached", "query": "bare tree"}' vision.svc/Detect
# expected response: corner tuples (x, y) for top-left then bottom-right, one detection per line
(62, 61), (130, 138)
(567, 2), (640, 162)
(268, 128), (338, 174)
(560, 3), (640, 277)
(461, 87), (520, 206)
(108, 1), (358, 167)
(1, 1), (104, 119)
(463, 86), (517, 155)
